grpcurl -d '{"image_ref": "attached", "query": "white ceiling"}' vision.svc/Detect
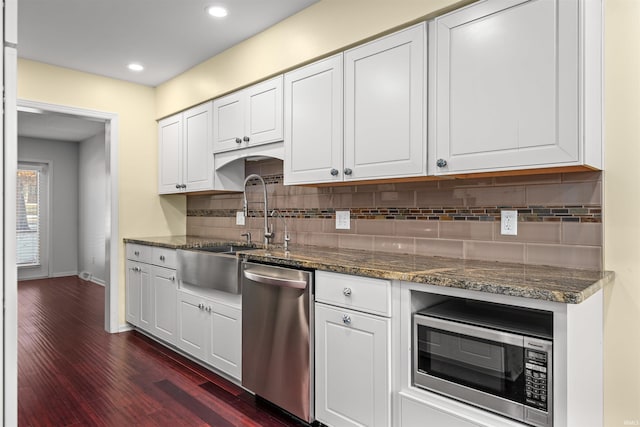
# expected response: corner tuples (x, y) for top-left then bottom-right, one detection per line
(17, 0), (319, 141)
(18, 110), (105, 142)
(18, 0), (319, 87)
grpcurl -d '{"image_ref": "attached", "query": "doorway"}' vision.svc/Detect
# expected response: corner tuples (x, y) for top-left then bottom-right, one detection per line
(17, 99), (120, 333)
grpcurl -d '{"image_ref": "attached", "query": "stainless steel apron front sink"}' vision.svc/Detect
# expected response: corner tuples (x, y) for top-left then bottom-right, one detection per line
(176, 246), (257, 294)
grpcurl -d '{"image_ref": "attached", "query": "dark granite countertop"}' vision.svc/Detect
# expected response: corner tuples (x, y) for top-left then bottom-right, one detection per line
(124, 236), (613, 304)
(124, 235), (259, 250)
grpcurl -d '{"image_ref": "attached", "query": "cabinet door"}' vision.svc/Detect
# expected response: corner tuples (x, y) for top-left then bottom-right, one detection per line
(430, 0), (579, 174)
(138, 264), (153, 333)
(151, 266), (177, 345)
(344, 23), (426, 181)
(284, 55), (343, 185)
(176, 291), (207, 360)
(183, 102), (214, 192)
(158, 114), (183, 194)
(125, 261), (141, 326)
(315, 304), (390, 427)
(213, 91), (245, 152)
(245, 75), (283, 147)
(207, 302), (242, 380)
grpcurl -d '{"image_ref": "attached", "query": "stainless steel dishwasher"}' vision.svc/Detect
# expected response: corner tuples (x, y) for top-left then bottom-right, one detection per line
(241, 261), (314, 423)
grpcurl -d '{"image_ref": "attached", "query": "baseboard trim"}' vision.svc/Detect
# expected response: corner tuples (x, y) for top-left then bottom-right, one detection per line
(119, 324), (134, 333)
(90, 277), (106, 287)
(52, 271), (78, 278)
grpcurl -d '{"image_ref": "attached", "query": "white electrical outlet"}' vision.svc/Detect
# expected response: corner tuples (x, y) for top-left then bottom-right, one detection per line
(501, 210), (518, 236)
(236, 211), (245, 226)
(336, 210), (351, 230)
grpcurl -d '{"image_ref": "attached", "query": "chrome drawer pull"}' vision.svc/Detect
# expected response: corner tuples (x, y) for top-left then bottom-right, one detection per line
(342, 314), (351, 325)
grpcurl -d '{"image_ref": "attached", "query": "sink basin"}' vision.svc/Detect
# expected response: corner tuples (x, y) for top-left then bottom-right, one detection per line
(195, 245), (257, 255)
(176, 246), (258, 294)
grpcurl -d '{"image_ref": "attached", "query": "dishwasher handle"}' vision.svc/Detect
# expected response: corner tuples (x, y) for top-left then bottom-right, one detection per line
(243, 269), (308, 289)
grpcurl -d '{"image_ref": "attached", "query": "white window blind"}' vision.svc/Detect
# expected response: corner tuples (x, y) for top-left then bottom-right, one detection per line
(17, 163), (45, 267)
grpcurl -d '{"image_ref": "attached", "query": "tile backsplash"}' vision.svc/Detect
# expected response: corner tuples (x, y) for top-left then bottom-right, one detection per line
(187, 159), (602, 270)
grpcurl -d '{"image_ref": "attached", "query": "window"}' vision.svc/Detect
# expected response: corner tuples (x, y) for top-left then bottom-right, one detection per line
(17, 163), (47, 267)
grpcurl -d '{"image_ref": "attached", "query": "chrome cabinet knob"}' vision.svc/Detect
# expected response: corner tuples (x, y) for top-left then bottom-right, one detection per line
(243, 136), (250, 142)
(344, 168), (353, 176)
(134, 251), (140, 256)
(176, 184), (181, 189)
(170, 276), (175, 282)
(235, 137), (242, 144)
(181, 184), (187, 189)
(343, 287), (352, 296)
(159, 255), (165, 261)
(330, 168), (339, 176)
(342, 314), (351, 325)
(198, 303), (204, 309)
(436, 158), (448, 168)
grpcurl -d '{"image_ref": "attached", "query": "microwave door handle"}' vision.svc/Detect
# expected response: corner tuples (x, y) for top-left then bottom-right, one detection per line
(417, 316), (524, 347)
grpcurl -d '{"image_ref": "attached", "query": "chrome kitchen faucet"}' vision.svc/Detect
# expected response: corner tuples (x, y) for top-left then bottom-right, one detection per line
(242, 174), (273, 247)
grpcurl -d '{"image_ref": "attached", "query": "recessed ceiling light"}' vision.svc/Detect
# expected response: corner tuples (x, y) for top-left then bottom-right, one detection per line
(207, 5), (228, 18)
(128, 63), (144, 72)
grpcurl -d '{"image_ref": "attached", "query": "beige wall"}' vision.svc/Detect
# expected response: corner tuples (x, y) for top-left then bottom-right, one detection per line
(155, 0), (471, 118)
(604, 0), (640, 424)
(17, 59), (186, 323)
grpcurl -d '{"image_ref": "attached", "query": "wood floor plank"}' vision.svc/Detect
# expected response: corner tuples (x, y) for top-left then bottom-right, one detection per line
(18, 276), (310, 427)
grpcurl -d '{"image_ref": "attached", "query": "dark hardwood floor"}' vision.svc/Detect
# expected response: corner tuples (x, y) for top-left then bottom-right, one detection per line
(18, 276), (308, 427)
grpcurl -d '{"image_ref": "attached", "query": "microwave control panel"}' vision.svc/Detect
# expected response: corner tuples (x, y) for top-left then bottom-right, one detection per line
(525, 349), (549, 411)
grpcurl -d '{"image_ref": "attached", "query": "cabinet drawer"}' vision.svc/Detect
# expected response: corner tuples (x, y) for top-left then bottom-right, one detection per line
(152, 247), (177, 269)
(316, 271), (391, 317)
(126, 244), (152, 263)
(400, 393), (481, 427)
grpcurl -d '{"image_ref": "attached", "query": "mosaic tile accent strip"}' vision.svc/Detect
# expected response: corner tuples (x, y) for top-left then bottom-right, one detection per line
(187, 205), (602, 223)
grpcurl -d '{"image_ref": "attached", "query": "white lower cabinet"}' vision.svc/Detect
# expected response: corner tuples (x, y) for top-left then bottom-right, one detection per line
(125, 259), (151, 328)
(176, 289), (242, 380)
(315, 303), (390, 427)
(176, 290), (208, 359)
(151, 266), (178, 345)
(126, 245), (177, 342)
(206, 301), (242, 379)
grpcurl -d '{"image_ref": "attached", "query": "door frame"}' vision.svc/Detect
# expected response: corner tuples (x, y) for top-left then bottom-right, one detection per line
(17, 99), (120, 333)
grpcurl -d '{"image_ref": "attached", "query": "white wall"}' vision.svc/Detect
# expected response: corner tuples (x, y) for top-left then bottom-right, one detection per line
(18, 137), (79, 278)
(78, 131), (106, 285)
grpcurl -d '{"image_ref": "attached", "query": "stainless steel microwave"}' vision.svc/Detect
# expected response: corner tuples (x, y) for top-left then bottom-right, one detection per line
(413, 299), (553, 427)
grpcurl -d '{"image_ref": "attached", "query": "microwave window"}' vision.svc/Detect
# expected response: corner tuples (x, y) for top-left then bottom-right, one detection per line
(417, 326), (525, 404)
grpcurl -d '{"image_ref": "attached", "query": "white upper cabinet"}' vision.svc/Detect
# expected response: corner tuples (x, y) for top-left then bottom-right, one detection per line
(284, 54), (344, 185)
(183, 103), (215, 191)
(158, 114), (183, 194)
(344, 23), (426, 181)
(429, 0), (602, 175)
(283, 24), (426, 185)
(213, 75), (284, 152)
(158, 102), (214, 194)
